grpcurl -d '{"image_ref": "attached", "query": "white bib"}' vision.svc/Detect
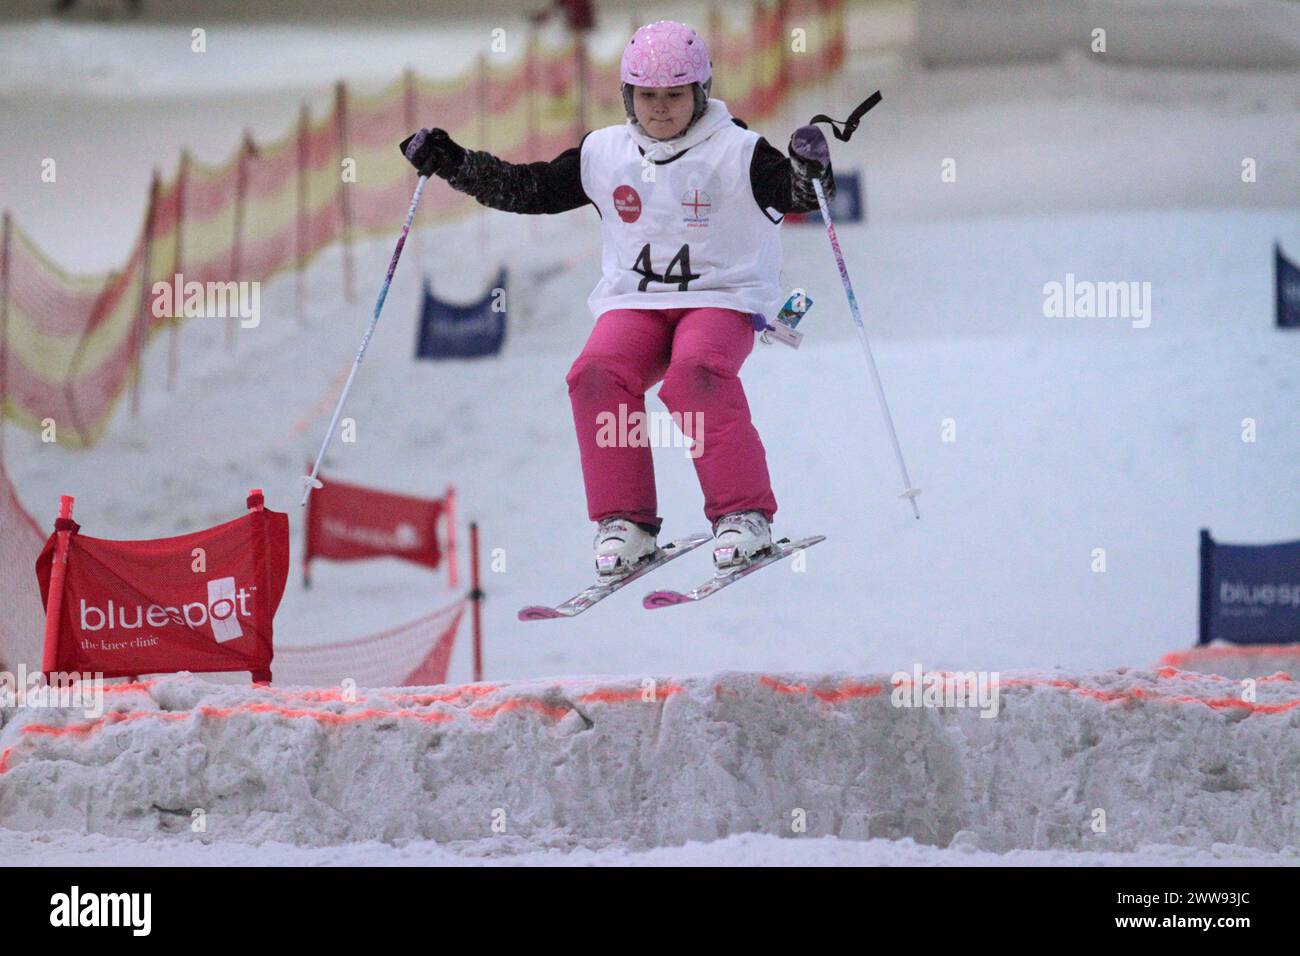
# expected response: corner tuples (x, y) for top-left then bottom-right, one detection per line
(580, 110), (785, 322)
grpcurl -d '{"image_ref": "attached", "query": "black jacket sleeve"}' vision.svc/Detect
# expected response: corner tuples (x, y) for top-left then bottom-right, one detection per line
(749, 134), (836, 216)
(443, 133), (593, 215)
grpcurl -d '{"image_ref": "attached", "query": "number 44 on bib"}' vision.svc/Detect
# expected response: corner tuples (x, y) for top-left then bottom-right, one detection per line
(632, 243), (700, 291)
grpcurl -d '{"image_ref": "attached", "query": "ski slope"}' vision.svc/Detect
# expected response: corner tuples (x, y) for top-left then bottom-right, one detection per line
(1, 5), (1298, 865)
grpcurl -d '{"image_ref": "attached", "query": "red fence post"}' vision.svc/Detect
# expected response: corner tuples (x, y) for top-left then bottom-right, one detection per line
(296, 103), (309, 325)
(247, 488), (272, 685)
(229, 130), (253, 352)
(444, 483), (459, 590)
(168, 151), (188, 392)
(131, 169), (160, 417)
(335, 81), (356, 304)
(470, 521), (482, 682)
(41, 495), (75, 678)
(0, 210), (10, 460)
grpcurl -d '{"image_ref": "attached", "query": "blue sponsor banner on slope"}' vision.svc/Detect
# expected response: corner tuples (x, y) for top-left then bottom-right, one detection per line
(782, 170), (863, 225)
(1277, 243), (1300, 329)
(415, 268), (508, 359)
(1199, 530), (1300, 645)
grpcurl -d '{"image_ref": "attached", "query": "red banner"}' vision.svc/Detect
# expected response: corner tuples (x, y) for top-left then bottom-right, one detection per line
(304, 475), (446, 572)
(35, 497), (289, 681)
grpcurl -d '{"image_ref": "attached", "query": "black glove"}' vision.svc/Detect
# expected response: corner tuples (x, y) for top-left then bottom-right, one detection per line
(788, 124), (830, 178)
(399, 128), (466, 178)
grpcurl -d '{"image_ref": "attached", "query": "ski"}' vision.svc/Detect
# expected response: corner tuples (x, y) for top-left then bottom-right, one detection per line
(518, 531), (712, 621)
(642, 535), (825, 609)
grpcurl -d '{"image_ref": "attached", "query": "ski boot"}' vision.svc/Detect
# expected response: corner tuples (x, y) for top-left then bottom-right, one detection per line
(711, 511), (773, 571)
(594, 517), (658, 580)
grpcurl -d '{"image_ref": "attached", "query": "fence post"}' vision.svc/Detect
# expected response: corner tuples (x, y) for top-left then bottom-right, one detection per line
(247, 488), (272, 685)
(296, 103), (309, 324)
(0, 211), (10, 460)
(470, 521), (483, 682)
(131, 169), (160, 417)
(229, 130), (253, 352)
(41, 495), (75, 678)
(169, 150), (189, 391)
(335, 81), (356, 304)
(444, 483), (459, 591)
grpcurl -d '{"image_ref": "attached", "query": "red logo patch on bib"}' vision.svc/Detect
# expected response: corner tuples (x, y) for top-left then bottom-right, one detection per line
(613, 185), (642, 223)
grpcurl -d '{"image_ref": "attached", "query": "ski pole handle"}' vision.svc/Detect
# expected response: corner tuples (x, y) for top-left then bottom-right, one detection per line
(302, 175), (429, 506)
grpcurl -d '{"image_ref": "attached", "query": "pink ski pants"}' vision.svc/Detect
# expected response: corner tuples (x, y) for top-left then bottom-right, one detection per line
(565, 306), (778, 532)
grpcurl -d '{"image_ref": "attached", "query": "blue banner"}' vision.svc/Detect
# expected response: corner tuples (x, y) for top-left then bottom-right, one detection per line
(784, 170), (863, 225)
(1277, 243), (1300, 329)
(415, 268), (508, 359)
(1199, 529), (1300, 645)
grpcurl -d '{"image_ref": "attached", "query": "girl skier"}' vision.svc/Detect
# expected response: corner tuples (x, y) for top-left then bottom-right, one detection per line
(401, 19), (835, 579)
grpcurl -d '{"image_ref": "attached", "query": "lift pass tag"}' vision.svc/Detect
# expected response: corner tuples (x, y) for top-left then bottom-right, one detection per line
(766, 323), (803, 348)
(763, 291), (812, 348)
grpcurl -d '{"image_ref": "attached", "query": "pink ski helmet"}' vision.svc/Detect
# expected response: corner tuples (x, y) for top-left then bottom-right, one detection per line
(620, 20), (713, 128)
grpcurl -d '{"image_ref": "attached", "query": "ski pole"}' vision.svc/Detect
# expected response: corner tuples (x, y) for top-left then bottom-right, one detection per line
(302, 173), (429, 506)
(812, 176), (921, 518)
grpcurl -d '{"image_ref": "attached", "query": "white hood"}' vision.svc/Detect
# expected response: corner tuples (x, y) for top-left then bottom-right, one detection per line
(626, 98), (737, 164)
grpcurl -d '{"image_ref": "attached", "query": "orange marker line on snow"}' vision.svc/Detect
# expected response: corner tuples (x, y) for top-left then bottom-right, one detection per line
(468, 698), (571, 721)
(811, 682), (885, 703)
(577, 684), (684, 705)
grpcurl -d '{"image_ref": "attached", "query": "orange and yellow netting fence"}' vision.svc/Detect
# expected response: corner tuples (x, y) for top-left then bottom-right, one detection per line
(0, 1), (845, 450)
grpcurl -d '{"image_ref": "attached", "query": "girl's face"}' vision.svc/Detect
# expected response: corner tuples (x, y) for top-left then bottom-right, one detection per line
(633, 85), (696, 139)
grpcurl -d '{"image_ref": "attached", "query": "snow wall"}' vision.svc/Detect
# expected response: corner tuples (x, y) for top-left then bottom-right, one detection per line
(1, 669), (1296, 852)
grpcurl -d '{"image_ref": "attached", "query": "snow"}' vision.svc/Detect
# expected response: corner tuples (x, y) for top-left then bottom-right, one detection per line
(2, 829), (1293, 867)
(1, 1), (1298, 864)
(1, 670), (1297, 863)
